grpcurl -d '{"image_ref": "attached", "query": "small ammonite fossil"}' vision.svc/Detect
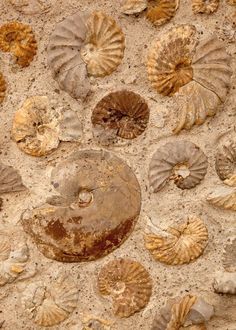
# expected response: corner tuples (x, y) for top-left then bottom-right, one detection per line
(0, 21), (37, 67)
(97, 258), (152, 318)
(48, 11), (125, 99)
(121, 0), (147, 14)
(0, 72), (6, 104)
(21, 275), (78, 326)
(192, 0), (219, 14)
(147, 0), (179, 26)
(215, 140), (236, 182)
(149, 140), (208, 192)
(145, 216), (208, 265)
(9, 0), (54, 15)
(21, 150), (141, 262)
(0, 163), (26, 194)
(92, 90), (150, 140)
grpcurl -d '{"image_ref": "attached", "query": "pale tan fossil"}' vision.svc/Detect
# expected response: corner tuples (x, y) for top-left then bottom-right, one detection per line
(0, 163), (26, 193)
(213, 271), (236, 294)
(207, 185), (236, 211)
(121, 0), (147, 14)
(98, 258), (152, 318)
(147, 0), (179, 26)
(145, 216), (208, 265)
(223, 238), (236, 272)
(215, 141), (236, 181)
(0, 72), (6, 104)
(9, 0), (53, 15)
(192, 0), (219, 14)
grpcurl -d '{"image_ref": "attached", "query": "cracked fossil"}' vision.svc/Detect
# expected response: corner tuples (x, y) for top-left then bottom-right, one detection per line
(0, 163), (26, 194)
(147, 0), (179, 26)
(192, 0), (219, 14)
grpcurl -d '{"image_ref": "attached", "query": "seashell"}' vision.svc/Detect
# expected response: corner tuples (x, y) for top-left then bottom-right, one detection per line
(12, 96), (60, 157)
(147, 24), (197, 96)
(22, 275), (78, 326)
(215, 141), (236, 182)
(97, 258), (152, 318)
(223, 238), (236, 272)
(80, 11), (125, 77)
(192, 0), (219, 14)
(213, 271), (236, 294)
(149, 140), (208, 192)
(145, 216), (208, 265)
(21, 150), (141, 262)
(9, 0), (53, 14)
(0, 21), (37, 67)
(207, 185), (236, 211)
(147, 0), (179, 26)
(0, 163), (26, 193)
(185, 297), (214, 325)
(91, 90), (149, 140)
(121, 0), (147, 14)
(0, 72), (6, 104)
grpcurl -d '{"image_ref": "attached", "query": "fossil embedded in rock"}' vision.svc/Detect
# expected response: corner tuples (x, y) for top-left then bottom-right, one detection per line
(0, 163), (26, 193)
(121, 0), (147, 14)
(149, 140), (208, 192)
(145, 216), (208, 265)
(207, 185), (236, 211)
(98, 258), (152, 318)
(80, 11), (125, 77)
(227, 0), (236, 4)
(147, 0), (179, 26)
(185, 297), (214, 325)
(213, 271), (236, 294)
(21, 275), (78, 326)
(9, 0), (53, 14)
(192, 0), (219, 14)
(215, 141), (236, 182)
(21, 150), (141, 262)
(223, 238), (236, 272)
(0, 21), (37, 67)
(92, 90), (149, 140)
(0, 72), (6, 104)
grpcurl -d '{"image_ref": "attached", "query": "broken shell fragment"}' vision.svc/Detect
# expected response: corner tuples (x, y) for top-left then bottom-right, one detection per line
(147, 0), (179, 26)
(0, 72), (6, 104)
(98, 258), (152, 318)
(192, 0), (219, 14)
(145, 216), (208, 265)
(21, 150), (141, 262)
(0, 21), (37, 67)
(149, 140), (208, 192)
(92, 90), (149, 140)
(213, 271), (236, 294)
(215, 141), (236, 182)
(207, 185), (236, 211)
(223, 238), (236, 272)
(9, 0), (53, 14)
(21, 275), (78, 326)
(121, 0), (147, 14)
(0, 163), (26, 193)
(185, 297), (214, 325)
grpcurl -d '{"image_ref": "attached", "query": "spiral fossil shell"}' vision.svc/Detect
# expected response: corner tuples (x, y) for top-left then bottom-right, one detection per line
(9, 0), (53, 14)
(223, 238), (236, 272)
(121, 0), (147, 14)
(145, 216), (208, 265)
(0, 163), (26, 193)
(98, 258), (152, 317)
(192, 0), (219, 14)
(21, 150), (141, 262)
(92, 90), (149, 140)
(147, 0), (179, 26)
(215, 141), (236, 182)
(0, 72), (6, 104)
(22, 275), (78, 326)
(149, 140), (208, 192)
(0, 21), (37, 67)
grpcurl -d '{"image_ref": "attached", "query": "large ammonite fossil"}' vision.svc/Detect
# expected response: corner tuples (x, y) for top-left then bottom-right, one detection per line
(21, 150), (141, 262)
(47, 11), (125, 99)
(147, 24), (232, 133)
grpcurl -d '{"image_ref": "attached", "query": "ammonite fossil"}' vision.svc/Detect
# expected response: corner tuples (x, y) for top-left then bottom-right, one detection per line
(9, 0), (53, 14)
(213, 271), (236, 295)
(145, 216), (208, 265)
(192, 0), (219, 14)
(121, 0), (147, 14)
(48, 11), (125, 99)
(0, 21), (37, 67)
(149, 140), (208, 192)
(207, 186), (236, 211)
(147, 25), (232, 133)
(21, 275), (78, 326)
(147, 0), (179, 26)
(223, 238), (236, 272)
(21, 150), (141, 262)
(0, 163), (26, 193)
(0, 72), (6, 104)
(215, 141), (236, 182)
(97, 258), (152, 317)
(92, 90), (149, 140)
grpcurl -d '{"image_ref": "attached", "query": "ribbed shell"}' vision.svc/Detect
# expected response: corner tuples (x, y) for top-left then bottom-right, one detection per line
(192, 0), (219, 14)
(47, 11), (89, 99)
(0, 235), (11, 261)
(147, 0), (179, 26)
(0, 72), (6, 104)
(215, 141), (236, 182)
(92, 90), (149, 139)
(9, 0), (53, 14)
(145, 216), (208, 265)
(81, 11), (125, 77)
(0, 21), (37, 67)
(12, 96), (60, 157)
(223, 238), (236, 272)
(22, 276), (78, 326)
(147, 25), (196, 96)
(98, 259), (152, 318)
(0, 163), (26, 193)
(149, 140), (208, 192)
(121, 0), (147, 14)
(207, 186), (236, 211)
(213, 272), (236, 294)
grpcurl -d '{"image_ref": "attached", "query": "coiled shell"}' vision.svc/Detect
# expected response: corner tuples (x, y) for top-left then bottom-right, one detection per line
(223, 238), (236, 272)
(121, 0), (147, 14)
(147, 0), (179, 26)
(9, 0), (53, 14)
(21, 275), (78, 326)
(80, 11), (125, 77)
(207, 186), (236, 211)
(0, 21), (37, 67)
(92, 90), (149, 140)
(213, 272), (236, 294)
(149, 140), (208, 192)
(192, 0), (219, 14)
(145, 216), (208, 265)
(98, 258), (152, 318)
(0, 163), (26, 193)
(215, 141), (236, 182)
(21, 150), (141, 262)
(0, 72), (6, 104)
